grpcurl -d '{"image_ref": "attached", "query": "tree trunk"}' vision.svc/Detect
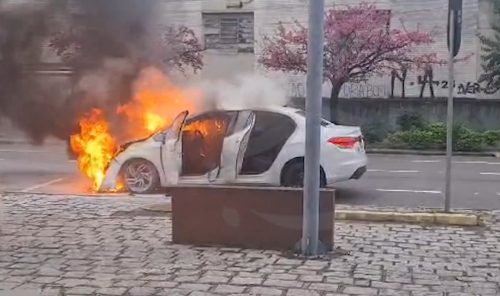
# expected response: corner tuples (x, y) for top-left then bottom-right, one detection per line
(329, 81), (343, 124)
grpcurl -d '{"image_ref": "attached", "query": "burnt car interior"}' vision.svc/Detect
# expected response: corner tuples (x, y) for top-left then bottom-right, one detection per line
(181, 111), (233, 176)
(240, 111), (296, 175)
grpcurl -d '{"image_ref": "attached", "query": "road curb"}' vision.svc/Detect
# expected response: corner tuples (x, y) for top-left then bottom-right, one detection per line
(140, 203), (480, 226)
(335, 210), (480, 226)
(366, 148), (499, 157)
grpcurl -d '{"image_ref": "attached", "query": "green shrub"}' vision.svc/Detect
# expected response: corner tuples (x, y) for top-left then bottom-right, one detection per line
(396, 112), (426, 131)
(484, 130), (500, 146)
(388, 129), (441, 150)
(426, 123), (447, 147)
(362, 122), (391, 144)
(455, 131), (485, 152)
(387, 122), (500, 152)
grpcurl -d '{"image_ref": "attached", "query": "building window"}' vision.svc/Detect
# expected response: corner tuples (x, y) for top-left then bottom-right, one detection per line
(202, 12), (254, 53)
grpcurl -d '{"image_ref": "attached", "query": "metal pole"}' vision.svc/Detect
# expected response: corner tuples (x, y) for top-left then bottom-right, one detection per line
(302, 0), (325, 255)
(445, 10), (455, 212)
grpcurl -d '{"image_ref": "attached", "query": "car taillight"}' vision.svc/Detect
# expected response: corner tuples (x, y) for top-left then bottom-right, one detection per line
(328, 136), (360, 149)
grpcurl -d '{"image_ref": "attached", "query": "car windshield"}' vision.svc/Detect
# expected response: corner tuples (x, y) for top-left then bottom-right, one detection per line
(295, 110), (333, 127)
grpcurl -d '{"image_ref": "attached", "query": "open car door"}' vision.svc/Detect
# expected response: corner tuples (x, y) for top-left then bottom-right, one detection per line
(161, 111), (189, 186)
(218, 111), (256, 182)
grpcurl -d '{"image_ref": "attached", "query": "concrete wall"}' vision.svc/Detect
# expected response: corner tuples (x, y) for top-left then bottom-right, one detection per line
(290, 97), (500, 131)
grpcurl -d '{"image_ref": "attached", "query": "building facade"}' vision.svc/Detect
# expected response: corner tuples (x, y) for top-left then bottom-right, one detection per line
(163, 0), (499, 99)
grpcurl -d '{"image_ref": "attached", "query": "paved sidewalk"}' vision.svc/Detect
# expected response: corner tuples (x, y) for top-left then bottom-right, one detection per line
(1, 194), (500, 296)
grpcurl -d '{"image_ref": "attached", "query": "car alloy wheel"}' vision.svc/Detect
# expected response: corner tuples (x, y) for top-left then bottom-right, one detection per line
(124, 160), (158, 194)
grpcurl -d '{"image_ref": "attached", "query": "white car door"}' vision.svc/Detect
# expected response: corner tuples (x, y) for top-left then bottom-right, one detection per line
(218, 111), (256, 182)
(161, 111), (188, 186)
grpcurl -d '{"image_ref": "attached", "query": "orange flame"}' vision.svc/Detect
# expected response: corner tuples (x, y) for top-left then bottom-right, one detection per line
(117, 67), (200, 138)
(70, 109), (118, 191)
(71, 67), (202, 191)
(145, 112), (167, 133)
(184, 119), (226, 137)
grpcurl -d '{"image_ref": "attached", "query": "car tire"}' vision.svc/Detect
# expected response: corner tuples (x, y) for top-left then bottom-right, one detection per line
(281, 160), (326, 188)
(122, 159), (160, 194)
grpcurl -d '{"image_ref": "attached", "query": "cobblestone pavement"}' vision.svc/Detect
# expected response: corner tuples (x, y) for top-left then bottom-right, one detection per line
(1, 193), (500, 296)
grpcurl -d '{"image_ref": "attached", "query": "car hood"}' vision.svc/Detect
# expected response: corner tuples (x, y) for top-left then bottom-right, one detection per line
(116, 136), (151, 155)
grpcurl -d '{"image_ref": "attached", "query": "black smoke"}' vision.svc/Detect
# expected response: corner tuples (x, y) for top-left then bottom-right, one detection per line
(0, 0), (162, 144)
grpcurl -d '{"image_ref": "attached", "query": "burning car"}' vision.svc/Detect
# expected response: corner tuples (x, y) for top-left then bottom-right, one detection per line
(99, 106), (367, 193)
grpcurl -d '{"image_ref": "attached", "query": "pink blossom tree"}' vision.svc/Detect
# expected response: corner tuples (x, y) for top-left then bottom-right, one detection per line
(161, 26), (204, 73)
(259, 3), (437, 122)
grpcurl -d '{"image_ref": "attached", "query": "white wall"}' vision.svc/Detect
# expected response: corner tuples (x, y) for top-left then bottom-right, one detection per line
(159, 0), (256, 82)
(162, 0), (499, 99)
(203, 50), (255, 81)
(202, 0), (255, 12)
(254, 0), (488, 99)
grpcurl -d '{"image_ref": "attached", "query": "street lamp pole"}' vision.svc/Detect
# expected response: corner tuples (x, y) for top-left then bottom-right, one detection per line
(302, 0), (325, 255)
(445, 9), (454, 212)
(445, 0), (461, 212)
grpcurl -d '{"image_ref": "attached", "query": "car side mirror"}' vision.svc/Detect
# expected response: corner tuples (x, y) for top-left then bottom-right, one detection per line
(153, 132), (166, 144)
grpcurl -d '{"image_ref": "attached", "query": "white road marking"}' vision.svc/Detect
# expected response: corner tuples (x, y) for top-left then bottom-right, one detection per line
(376, 189), (442, 194)
(497, 193), (500, 196)
(0, 158), (4, 161)
(368, 169), (420, 173)
(21, 178), (64, 193)
(480, 172), (500, 176)
(455, 161), (500, 165)
(412, 160), (500, 165)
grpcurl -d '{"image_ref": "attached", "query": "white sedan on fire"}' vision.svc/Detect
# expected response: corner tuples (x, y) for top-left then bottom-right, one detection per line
(100, 106), (367, 194)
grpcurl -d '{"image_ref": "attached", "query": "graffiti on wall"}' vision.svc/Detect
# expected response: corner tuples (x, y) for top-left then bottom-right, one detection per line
(391, 64), (500, 98)
(287, 65), (500, 99)
(341, 82), (390, 98)
(415, 77), (500, 97)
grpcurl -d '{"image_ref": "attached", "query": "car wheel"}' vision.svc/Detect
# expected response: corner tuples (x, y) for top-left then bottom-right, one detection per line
(282, 160), (326, 188)
(123, 159), (160, 194)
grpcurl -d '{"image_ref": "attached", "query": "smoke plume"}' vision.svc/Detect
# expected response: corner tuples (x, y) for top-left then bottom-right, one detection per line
(0, 0), (164, 144)
(0, 0), (288, 147)
(201, 74), (290, 111)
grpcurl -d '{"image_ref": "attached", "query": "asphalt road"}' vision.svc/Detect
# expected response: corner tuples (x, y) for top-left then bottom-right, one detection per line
(0, 142), (88, 194)
(1, 142), (500, 209)
(336, 154), (500, 209)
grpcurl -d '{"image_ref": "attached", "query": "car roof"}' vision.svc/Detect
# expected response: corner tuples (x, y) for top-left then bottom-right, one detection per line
(194, 105), (302, 116)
